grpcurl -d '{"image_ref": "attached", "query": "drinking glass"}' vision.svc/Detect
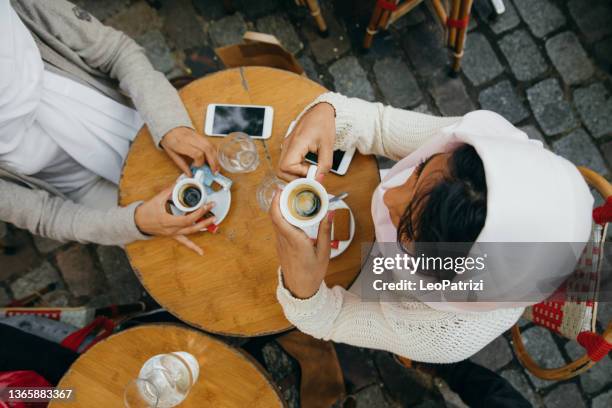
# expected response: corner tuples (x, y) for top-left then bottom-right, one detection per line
(124, 353), (197, 408)
(257, 173), (286, 212)
(124, 377), (160, 408)
(218, 132), (260, 173)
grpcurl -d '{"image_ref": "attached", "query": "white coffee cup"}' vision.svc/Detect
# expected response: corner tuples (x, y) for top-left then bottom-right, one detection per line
(172, 170), (207, 213)
(280, 165), (329, 228)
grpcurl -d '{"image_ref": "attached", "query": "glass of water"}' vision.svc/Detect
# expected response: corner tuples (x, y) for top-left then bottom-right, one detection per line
(124, 377), (160, 408)
(218, 132), (260, 173)
(124, 352), (198, 408)
(257, 173), (286, 212)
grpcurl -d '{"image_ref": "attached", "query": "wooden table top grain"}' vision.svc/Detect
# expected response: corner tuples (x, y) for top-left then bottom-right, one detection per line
(119, 67), (379, 336)
(50, 324), (283, 407)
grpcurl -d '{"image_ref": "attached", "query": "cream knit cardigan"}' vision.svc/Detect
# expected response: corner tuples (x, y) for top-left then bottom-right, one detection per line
(276, 92), (524, 364)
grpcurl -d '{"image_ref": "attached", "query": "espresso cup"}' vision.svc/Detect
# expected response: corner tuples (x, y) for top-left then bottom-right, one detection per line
(280, 165), (329, 228)
(172, 170), (208, 213)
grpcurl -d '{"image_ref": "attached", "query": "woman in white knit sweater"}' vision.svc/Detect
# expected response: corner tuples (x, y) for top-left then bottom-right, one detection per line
(269, 92), (593, 363)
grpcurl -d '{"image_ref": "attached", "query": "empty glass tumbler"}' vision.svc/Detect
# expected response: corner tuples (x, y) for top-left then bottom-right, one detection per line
(124, 352), (199, 408)
(257, 173), (286, 211)
(218, 132), (260, 173)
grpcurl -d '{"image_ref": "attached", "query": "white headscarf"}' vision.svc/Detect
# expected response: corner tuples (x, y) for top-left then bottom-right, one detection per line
(371, 110), (593, 312)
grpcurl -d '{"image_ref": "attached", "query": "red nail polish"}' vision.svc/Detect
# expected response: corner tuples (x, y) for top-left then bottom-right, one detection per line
(316, 173), (325, 182)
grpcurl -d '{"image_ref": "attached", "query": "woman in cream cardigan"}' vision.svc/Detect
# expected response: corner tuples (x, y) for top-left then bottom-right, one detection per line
(270, 92), (593, 363)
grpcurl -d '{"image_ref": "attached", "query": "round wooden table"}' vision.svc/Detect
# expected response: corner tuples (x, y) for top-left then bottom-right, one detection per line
(49, 325), (283, 407)
(119, 67), (379, 336)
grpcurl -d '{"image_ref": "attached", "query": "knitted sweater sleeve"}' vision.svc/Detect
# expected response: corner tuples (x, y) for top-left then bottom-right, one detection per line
(277, 271), (524, 363)
(278, 94), (521, 362)
(297, 92), (461, 160)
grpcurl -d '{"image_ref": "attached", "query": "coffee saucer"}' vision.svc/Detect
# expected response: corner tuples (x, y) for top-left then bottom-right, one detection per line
(170, 174), (232, 231)
(301, 195), (355, 259)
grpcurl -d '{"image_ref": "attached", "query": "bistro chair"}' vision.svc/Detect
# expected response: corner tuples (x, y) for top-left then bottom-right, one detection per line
(364, 0), (474, 73)
(512, 167), (612, 380)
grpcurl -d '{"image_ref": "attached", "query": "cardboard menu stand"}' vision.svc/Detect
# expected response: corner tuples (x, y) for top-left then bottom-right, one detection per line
(214, 31), (305, 75)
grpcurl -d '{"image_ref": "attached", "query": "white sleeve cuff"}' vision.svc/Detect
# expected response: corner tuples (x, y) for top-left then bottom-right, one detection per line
(276, 268), (336, 320)
(292, 92), (356, 151)
(117, 201), (151, 243)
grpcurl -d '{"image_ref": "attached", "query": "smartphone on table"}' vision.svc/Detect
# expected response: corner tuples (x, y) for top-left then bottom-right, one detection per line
(205, 104), (273, 139)
(285, 120), (355, 176)
(304, 150), (355, 176)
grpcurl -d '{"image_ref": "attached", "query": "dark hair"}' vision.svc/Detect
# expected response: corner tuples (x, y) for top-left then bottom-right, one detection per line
(397, 144), (487, 244)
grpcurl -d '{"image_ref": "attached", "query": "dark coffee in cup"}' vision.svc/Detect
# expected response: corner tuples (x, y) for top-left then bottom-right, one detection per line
(287, 185), (322, 220)
(178, 184), (203, 209)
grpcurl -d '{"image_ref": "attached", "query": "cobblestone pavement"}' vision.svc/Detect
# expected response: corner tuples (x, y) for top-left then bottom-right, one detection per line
(2, 1), (612, 407)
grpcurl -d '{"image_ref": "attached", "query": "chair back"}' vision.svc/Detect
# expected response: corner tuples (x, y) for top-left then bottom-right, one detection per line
(512, 167), (612, 379)
(522, 222), (607, 340)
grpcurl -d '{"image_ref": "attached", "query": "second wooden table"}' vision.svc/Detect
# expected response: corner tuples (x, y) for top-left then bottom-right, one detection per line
(50, 325), (283, 407)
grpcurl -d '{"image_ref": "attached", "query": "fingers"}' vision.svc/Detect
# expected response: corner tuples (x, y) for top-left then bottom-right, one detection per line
(185, 144), (206, 167)
(269, 188), (301, 238)
(182, 202), (215, 225)
(277, 167), (305, 182)
(269, 188), (287, 229)
(203, 146), (219, 173)
(277, 138), (310, 181)
(164, 129), (219, 173)
(175, 216), (216, 235)
(316, 210), (334, 261)
(174, 235), (204, 256)
(282, 145), (310, 174)
(316, 144), (334, 178)
(166, 149), (192, 176)
(278, 162), (310, 181)
(190, 137), (219, 172)
(163, 202), (214, 231)
(159, 185), (175, 201)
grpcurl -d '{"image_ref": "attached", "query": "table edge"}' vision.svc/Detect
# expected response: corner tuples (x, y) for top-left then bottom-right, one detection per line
(52, 323), (286, 408)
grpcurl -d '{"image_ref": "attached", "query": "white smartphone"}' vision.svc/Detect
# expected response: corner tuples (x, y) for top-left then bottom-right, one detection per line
(205, 103), (274, 139)
(285, 119), (355, 176)
(305, 149), (356, 176)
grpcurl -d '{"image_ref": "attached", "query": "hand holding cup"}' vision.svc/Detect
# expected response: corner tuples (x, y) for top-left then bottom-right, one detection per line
(135, 184), (216, 237)
(270, 181), (334, 299)
(279, 165), (329, 229)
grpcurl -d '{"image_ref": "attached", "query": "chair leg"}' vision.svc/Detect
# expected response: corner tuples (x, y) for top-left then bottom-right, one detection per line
(451, 0), (473, 73)
(364, 2), (385, 49)
(448, 0), (461, 48)
(363, 0), (400, 50)
(304, 0), (328, 35)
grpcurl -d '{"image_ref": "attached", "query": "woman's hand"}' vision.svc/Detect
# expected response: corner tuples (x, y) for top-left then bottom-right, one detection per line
(160, 127), (219, 176)
(135, 185), (216, 236)
(277, 102), (336, 181)
(270, 189), (334, 299)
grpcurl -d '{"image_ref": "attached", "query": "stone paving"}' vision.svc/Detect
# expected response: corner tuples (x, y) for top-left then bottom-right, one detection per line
(1, 0), (612, 407)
